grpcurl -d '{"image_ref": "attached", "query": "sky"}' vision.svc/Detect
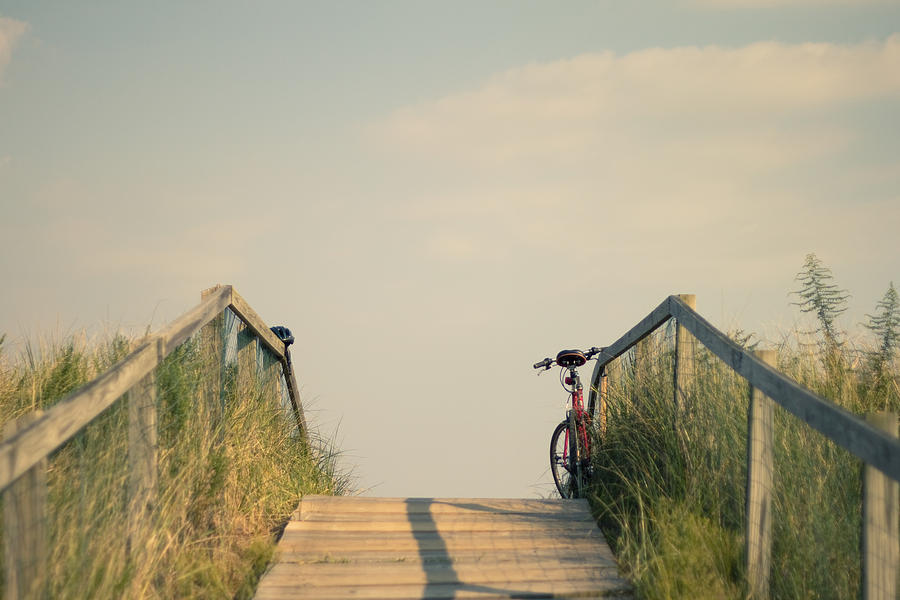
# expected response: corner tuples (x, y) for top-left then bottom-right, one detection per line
(1, 2), (898, 499)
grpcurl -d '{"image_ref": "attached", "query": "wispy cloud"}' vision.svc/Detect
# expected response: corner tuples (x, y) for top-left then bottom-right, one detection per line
(693, 0), (894, 7)
(0, 16), (28, 82)
(370, 36), (900, 277)
(374, 36), (900, 164)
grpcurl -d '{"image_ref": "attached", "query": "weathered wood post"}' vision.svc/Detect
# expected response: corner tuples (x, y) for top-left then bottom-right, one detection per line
(282, 347), (308, 438)
(3, 412), (47, 600)
(862, 411), (899, 600)
(128, 363), (158, 547)
(746, 349), (776, 599)
(237, 321), (258, 398)
(201, 286), (226, 423)
(632, 338), (648, 407)
(266, 349), (280, 401)
(673, 294), (696, 415)
(597, 366), (609, 438)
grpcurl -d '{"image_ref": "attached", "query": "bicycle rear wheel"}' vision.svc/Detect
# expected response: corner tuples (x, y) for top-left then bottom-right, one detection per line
(550, 420), (579, 498)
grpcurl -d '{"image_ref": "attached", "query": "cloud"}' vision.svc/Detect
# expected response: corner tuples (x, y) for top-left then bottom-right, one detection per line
(374, 36), (899, 165)
(368, 36), (900, 283)
(693, 0), (893, 6)
(0, 17), (27, 82)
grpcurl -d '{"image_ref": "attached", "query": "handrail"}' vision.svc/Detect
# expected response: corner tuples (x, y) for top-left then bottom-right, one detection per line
(589, 295), (900, 482)
(0, 285), (306, 494)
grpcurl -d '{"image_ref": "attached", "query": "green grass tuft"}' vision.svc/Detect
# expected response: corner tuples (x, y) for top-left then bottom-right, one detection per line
(589, 319), (898, 599)
(0, 326), (350, 598)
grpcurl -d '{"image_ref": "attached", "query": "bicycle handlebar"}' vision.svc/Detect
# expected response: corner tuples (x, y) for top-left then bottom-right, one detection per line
(532, 347), (604, 370)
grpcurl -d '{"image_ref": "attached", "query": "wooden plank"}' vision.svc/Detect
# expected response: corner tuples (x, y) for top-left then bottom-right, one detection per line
(278, 547), (618, 567)
(0, 342), (158, 494)
(669, 295), (900, 481)
(256, 496), (630, 599)
(229, 289), (287, 359)
(295, 509), (593, 523)
(255, 578), (631, 599)
(298, 496), (593, 517)
(745, 349), (775, 599)
(673, 293), (696, 414)
(862, 411), (899, 600)
(3, 412), (47, 600)
(128, 370), (157, 541)
(286, 517), (597, 534)
(260, 561), (621, 586)
(277, 531), (611, 554)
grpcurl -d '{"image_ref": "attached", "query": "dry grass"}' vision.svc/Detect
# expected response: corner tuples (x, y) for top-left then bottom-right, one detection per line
(589, 322), (898, 599)
(0, 323), (349, 598)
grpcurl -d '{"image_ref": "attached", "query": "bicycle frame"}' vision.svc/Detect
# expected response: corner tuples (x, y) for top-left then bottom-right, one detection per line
(536, 346), (603, 498)
(562, 366), (591, 470)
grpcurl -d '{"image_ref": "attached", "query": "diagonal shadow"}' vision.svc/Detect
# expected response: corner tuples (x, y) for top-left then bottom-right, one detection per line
(406, 498), (575, 599)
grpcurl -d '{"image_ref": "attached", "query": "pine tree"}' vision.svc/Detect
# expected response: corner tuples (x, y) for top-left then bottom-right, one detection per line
(792, 253), (850, 382)
(864, 282), (900, 401)
(792, 253), (849, 348)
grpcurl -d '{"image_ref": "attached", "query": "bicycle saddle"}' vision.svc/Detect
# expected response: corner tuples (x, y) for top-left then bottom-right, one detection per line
(556, 349), (586, 368)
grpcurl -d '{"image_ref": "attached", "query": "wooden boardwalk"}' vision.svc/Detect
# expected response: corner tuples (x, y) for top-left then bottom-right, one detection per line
(254, 496), (631, 599)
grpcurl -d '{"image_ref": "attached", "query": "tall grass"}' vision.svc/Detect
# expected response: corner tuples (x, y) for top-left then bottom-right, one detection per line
(0, 324), (349, 598)
(589, 323), (898, 599)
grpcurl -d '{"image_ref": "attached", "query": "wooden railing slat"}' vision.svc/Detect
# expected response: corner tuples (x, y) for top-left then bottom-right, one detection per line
(588, 297), (673, 404)
(0, 284), (295, 494)
(669, 295), (900, 482)
(162, 285), (232, 355)
(0, 342), (158, 494)
(229, 290), (288, 359)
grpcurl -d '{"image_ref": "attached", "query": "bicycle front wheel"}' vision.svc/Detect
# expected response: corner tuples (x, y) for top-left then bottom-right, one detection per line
(550, 420), (578, 498)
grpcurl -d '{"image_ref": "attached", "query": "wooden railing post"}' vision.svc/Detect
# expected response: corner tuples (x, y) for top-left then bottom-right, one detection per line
(282, 348), (308, 438)
(597, 366), (609, 438)
(128, 366), (158, 543)
(673, 293), (696, 415)
(632, 338), (648, 406)
(862, 411), (899, 600)
(201, 287), (226, 423)
(237, 321), (258, 397)
(3, 412), (47, 600)
(746, 349), (776, 599)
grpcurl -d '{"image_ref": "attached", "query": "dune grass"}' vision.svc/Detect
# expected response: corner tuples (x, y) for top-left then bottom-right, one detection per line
(588, 320), (898, 599)
(0, 324), (348, 599)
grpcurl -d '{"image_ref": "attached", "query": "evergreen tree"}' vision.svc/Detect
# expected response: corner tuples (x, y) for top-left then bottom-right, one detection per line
(792, 253), (849, 348)
(792, 253), (849, 383)
(864, 282), (900, 399)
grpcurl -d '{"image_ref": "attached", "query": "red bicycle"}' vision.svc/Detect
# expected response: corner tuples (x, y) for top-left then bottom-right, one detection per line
(533, 347), (604, 498)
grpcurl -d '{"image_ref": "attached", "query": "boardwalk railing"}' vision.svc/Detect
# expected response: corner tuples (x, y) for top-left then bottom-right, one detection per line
(587, 294), (899, 599)
(0, 284), (305, 599)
